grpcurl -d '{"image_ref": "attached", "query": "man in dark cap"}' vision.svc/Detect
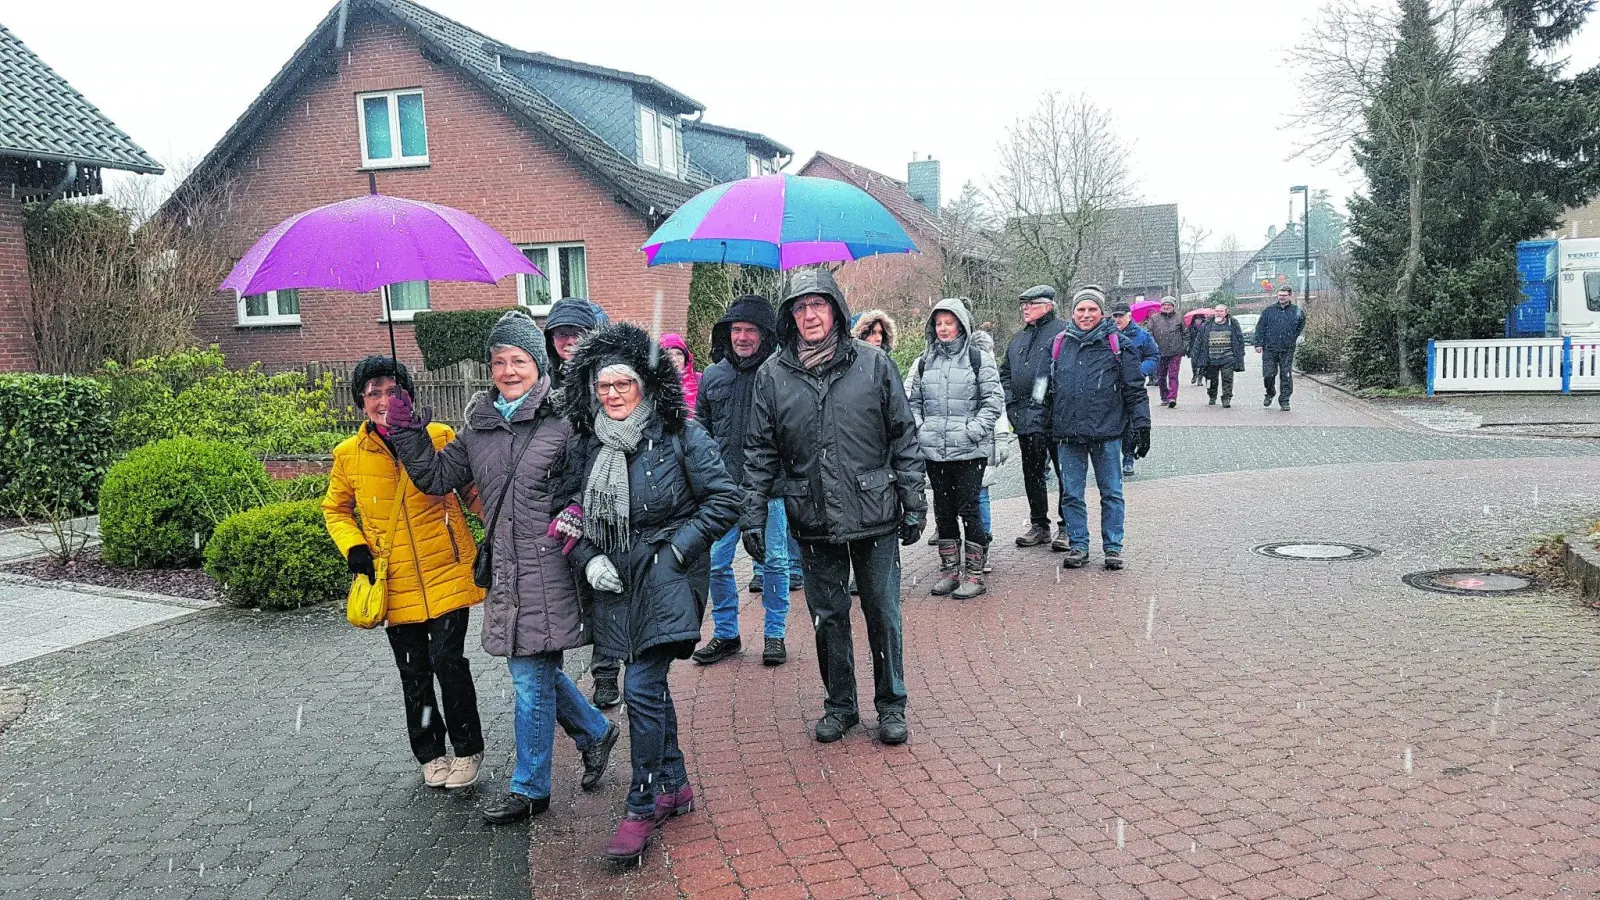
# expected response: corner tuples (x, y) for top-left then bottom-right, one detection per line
(1000, 285), (1070, 550)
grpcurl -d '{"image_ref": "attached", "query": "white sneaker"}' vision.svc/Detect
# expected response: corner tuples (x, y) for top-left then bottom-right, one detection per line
(445, 752), (482, 789)
(422, 757), (451, 788)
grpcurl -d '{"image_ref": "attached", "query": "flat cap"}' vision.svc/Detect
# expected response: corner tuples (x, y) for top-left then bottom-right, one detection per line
(1019, 284), (1057, 302)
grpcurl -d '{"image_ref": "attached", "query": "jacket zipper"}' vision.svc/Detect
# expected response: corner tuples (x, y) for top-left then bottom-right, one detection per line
(445, 505), (462, 564)
(395, 460), (432, 620)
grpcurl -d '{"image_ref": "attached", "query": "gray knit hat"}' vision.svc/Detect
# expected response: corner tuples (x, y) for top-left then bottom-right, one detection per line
(487, 309), (551, 376)
(1071, 284), (1108, 311)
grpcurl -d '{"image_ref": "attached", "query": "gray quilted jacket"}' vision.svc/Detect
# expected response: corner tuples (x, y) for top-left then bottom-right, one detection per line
(907, 298), (1004, 463)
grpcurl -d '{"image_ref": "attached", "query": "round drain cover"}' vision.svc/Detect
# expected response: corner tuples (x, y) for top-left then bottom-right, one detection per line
(1252, 542), (1381, 561)
(1403, 569), (1535, 596)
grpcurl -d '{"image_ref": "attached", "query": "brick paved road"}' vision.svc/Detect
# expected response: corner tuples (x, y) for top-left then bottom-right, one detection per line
(4, 384), (1600, 899)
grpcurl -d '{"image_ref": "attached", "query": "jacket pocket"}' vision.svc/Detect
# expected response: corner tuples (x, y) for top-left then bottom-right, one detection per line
(854, 467), (897, 529)
(780, 477), (816, 533)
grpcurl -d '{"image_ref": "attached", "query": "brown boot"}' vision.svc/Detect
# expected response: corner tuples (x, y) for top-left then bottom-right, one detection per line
(952, 541), (988, 600)
(930, 539), (961, 595)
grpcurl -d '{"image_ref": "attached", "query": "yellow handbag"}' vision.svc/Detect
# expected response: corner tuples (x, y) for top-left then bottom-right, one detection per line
(346, 474), (405, 629)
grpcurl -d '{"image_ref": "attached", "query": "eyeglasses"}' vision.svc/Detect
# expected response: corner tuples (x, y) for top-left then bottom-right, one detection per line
(1019, 299), (1051, 308)
(595, 380), (638, 396)
(791, 299), (831, 316)
(362, 387), (401, 400)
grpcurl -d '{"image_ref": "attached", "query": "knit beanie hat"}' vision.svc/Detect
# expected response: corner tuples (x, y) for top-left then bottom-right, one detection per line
(351, 356), (415, 409)
(487, 309), (551, 376)
(1071, 285), (1108, 311)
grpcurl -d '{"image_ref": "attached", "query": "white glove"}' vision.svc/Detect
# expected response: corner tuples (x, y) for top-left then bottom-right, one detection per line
(585, 555), (622, 593)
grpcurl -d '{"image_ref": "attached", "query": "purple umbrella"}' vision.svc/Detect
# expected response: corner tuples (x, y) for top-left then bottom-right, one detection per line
(220, 191), (540, 358)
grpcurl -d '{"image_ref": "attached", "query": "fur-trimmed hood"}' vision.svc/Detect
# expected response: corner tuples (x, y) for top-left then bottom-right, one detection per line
(852, 309), (898, 352)
(560, 322), (689, 436)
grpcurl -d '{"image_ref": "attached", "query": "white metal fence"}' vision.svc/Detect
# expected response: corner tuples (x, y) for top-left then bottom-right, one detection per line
(1427, 336), (1600, 393)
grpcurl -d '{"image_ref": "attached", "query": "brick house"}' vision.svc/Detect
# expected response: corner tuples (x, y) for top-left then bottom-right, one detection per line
(0, 23), (163, 373)
(170, 0), (785, 370)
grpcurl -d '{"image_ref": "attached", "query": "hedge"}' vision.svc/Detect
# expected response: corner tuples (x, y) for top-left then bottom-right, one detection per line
(98, 438), (271, 568)
(204, 499), (347, 610)
(413, 307), (521, 370)
(0, 374), (115, 518)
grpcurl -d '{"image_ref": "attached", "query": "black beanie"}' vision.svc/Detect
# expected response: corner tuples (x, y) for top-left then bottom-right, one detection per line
(351, 356), (415, 409)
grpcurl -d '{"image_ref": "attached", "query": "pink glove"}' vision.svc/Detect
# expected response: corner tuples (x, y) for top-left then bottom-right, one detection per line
(387, 390), (431, 430)
(548, 504), (583, 555)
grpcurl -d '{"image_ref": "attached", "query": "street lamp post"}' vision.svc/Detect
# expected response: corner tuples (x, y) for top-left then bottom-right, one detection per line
(1290, 185), (1310, 306)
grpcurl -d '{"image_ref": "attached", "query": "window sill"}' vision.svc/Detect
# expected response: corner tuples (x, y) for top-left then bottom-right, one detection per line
(236, 319), (302, 329)
(379, 315), (425, 324)
(359, 158), (430, 171)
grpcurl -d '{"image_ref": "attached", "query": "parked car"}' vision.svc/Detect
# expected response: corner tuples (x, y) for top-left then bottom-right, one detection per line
(1233, 314), (1260, 343)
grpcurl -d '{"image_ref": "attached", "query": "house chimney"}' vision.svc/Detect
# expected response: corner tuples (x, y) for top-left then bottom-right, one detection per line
(907, 156), (941, 212)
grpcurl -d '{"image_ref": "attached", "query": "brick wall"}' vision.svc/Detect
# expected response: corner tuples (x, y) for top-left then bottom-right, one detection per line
(196, 13), (690, 371)
(0, 174), (37, 373)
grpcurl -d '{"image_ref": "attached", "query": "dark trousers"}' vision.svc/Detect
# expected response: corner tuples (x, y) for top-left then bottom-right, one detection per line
(1263, 349), (1295, 404)
(621, 647), (687, 816)
(927, 458), (989, 545)
(1017, 432), (1062, 529)
(797, 532), (906, 717)
(1205, 366), (1235, 402)
(385, 607), (484, 764)
(590, 655), (621, 683)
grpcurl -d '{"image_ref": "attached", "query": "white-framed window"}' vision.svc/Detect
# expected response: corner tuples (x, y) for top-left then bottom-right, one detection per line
(1296, 259), (1318, 276)
(238, 289), (301, 326)
(660, 117), (679, 175)
(517, 244), (588, 315)
(381, 281), (430, 321)
(639, 107), (659, 168)
(358, 89), (429, 168)
(1254, 261), (1275, 280)
(747, 154), (776, 178)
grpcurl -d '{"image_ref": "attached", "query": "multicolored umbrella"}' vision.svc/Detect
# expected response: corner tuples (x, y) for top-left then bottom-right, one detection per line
(641, 174), (918, 270)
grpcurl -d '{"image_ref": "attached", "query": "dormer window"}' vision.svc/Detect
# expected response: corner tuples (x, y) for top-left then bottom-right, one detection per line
(638, 105), (679, 175)
(747, 154), (776, 178)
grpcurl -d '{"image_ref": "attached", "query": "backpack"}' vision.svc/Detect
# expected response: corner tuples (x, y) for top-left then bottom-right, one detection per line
(913, 345), (983, 382)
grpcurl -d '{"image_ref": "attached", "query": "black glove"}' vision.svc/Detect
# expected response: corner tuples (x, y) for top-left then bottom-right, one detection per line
(1130, 427), (1152, 460)
(347, 544), (377, 583)
(898, 512), (926, 546)
(742, 528), (767, 564)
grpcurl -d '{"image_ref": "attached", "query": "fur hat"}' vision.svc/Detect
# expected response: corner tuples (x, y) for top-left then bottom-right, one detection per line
(487, 309), (550, 376)
(852, 308), (899, 352)
(561, 322), (688, 435)
(351, 356), (415, 409)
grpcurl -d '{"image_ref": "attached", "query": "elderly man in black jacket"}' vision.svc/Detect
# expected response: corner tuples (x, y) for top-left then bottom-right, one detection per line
(742, 268), (927, 746)
(1001, 285), (1071, 551)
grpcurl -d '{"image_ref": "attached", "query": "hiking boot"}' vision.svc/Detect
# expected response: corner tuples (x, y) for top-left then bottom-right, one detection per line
(1221, 399), (1231, 408)
(1280, 403), (1291, 412)
(1263, 394), (1274, 407)
(592, 674), (620, 710)
(791, 575), (805, 592)
(1104, 550), (1125, 571)
(1208, 396), (1216, 406)
(653, 783), (695, 823)
(481, 792), (549, 825)
(878, 709), (909, 745)
(930, 539), (961, 596)
(604, 811), (658, 862)
(444, 752), (482, 789)
(581, 721), (620, 792)
(814, 710), (860, 743)
(691, 635), (742, 666)
(1061, 548), (1089, 569)
(1015, 524), (1051, 548)
(1167, 400), (1177, 408)
(762, 637), (787, 666)
(1050, 528), (1071, 552)
(1122, 461), (1136, 478)
(422, 756), (451, 788)
(952, 541), (988, 600)
(747, 574), (761, 593)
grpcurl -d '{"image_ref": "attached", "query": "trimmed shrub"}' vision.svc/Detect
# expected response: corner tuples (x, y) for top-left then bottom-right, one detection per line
(413, 307), (519, 371)
(204, 499), (347, 610)
(0, 374), (114, 517)
(270, 474), (331, 503)
(99, 438), (271, 568)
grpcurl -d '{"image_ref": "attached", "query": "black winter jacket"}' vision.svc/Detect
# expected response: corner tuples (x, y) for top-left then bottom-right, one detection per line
(1254, 302), (1306, 351)
(742, 268), (927, 543)
(694, 294), (778, 485)
(1001, 310), (1070, 436)
(1047, 320), (1152, 443)
(1192, 317), (1246, 371)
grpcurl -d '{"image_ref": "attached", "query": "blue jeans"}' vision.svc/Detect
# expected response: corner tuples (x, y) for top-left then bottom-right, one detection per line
(752, 537), (803, 581)
(506, 653), (612, 800)
(1057, 440), (1125, 553)
(708, 498), (792, 639)
(978, 488), (992, 535)
(623, 648), (687, 815)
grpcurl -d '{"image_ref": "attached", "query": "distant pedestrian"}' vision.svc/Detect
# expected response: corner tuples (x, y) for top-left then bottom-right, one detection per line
(852, 308), (898, 352)
(742, 268), (927, 746)
(692, 294), (796, 667)
(563, 323), (740, 862)
(1193, 305), (1245, 407)
(658, 333), (700, 414)
(1046, 286), (1151, 570)
(1146, 296), (1187, 408)
(907, 299), (1003, 599)
(1000, 284), (1070, 550)
(1256, 286), (1307, 411)
(1186, 308), (1211, 385)
(322, 357), (488, 794)
(1110, 303), (1160, 478)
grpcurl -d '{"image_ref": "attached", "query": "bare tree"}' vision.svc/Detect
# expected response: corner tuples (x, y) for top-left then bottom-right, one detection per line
(991, 92), (1139, 292)
(1210, 232), (1252, 298)
(1178, 218), (1212, 299)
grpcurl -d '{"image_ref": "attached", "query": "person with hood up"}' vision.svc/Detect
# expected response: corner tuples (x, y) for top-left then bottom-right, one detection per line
(852, 309), (898, 352)
(1192, 304), (1246, 408)
(1110, 302), (1160, 478)
(384, 312), (619, 826)
(1145, 296), (1188, 408)
(1001, 285), (1071, 551)
(1046, 286), (1152, 571)
(658, 333), (700, 414)
(322, 357), (487, 793)
(691, 294), (796, 667)
(906, 299), (1004, 599)
(741, 268), (927, 746)
(562, 322), (740, 863)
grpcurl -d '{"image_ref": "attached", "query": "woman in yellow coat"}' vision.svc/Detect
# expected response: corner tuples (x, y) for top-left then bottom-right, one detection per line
(322, 356), (485, 790)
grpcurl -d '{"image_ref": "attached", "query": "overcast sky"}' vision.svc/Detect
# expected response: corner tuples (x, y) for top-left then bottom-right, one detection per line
(11, 0), (1600, 252)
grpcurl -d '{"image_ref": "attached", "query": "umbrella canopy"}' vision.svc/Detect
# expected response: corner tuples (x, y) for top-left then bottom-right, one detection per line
(1129, 299), (1163, 324)
(1183, 307), (1216, 326)
(220, 194), (540, 297)
(641, 174), (918, 270)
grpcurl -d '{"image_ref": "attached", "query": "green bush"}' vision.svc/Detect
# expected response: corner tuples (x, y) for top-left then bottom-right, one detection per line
(0, 375), (115, 517)
(413, 307), (520, 371)
(270, 474), (331, 503)
(891, 327), (926, 378)
(99, 438), (271, 568)
(204, 499), (347, 610)
(102, 347), (340, 455)
(1295, 332), (1343, 374)
(685, 263), (733, 366)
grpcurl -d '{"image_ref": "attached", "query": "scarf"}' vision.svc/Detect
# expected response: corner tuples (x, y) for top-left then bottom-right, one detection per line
(797, 329), (841, 370)
(493, 392), (531, 420)
(583, 397), (656, 553)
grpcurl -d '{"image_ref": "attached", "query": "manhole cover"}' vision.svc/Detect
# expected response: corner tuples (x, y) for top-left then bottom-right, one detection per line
(1402, 569), (1536, 596)
(1252, 542), (1381, 561)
